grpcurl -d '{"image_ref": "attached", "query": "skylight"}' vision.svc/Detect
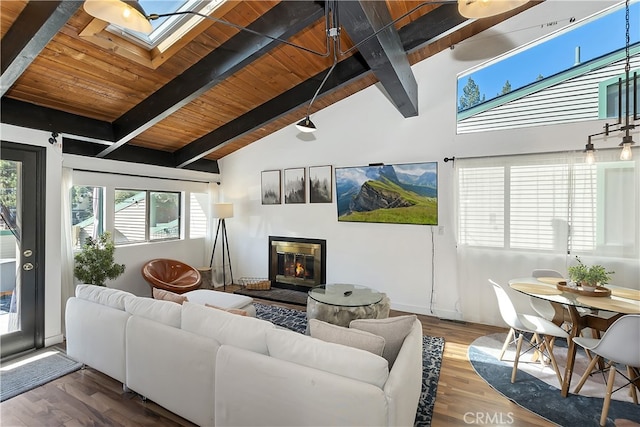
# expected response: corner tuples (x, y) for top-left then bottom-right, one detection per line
(106, 0), (226, 51)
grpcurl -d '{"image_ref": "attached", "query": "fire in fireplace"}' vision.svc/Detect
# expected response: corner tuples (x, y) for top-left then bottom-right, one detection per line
(269, 236), (326, 291)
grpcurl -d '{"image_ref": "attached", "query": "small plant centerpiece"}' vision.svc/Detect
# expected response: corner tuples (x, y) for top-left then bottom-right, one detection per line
(74, 231), (125, 286)
(567, 256), (613, 291)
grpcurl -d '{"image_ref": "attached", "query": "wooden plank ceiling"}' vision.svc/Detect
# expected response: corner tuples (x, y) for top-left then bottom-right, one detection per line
(0, 0), (538, 173)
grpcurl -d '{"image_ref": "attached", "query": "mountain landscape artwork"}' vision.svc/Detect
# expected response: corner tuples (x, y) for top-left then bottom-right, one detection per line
(335, 162), (438, 225)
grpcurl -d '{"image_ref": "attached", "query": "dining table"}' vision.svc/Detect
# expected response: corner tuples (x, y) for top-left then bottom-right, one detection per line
(508, 276), (640, 397)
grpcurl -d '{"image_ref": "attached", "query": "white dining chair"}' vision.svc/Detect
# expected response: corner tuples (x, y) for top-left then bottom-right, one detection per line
(572, 314), (640, 427)
(489, 279), (570, 384)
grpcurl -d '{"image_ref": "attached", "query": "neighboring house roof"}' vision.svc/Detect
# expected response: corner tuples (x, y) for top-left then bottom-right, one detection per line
(457, 43), (640, 133)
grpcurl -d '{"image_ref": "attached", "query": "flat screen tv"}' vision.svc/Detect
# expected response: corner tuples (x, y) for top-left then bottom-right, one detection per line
(335, 162), (438, 225)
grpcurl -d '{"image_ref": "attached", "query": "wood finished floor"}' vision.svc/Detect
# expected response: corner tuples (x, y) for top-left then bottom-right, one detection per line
(0, 287), (555, 427)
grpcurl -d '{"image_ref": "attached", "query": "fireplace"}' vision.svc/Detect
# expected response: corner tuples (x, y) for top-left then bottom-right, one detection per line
(269, 236), (326, 291)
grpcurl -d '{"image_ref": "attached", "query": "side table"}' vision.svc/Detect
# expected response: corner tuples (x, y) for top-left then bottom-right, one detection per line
(307, 283), (390, 327)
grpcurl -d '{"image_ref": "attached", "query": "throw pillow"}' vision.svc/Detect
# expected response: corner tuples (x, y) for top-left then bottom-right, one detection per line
(205, 303), (248, 316)
(266, 328), (389, 388)
(350, 315), (417, 368)
(308, 319), (385, 356)
(153, 288), (188, 305)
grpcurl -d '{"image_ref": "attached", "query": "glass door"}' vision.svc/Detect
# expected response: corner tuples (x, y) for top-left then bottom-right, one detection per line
(0, 141), (45, 359)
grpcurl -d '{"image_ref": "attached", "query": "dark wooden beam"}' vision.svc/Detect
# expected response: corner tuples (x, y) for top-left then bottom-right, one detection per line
(0, 98), (114, 141)
(1, 1), (82, 97)
(101, 0), (326, 158)
(63, 138), (220, 174)
(339, 0), (418, 117)
(174, 54), (371, 167)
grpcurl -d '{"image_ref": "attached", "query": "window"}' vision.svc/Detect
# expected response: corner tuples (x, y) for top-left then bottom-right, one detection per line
(71, 186), (105, 249)
(457, 2), (639, 114)
(189, 193), (207, 238)
(456, 150), (638, 258)
(70, 170), (209, 249)
(114, 189), (181, 245)
(600, 72), (638, 119)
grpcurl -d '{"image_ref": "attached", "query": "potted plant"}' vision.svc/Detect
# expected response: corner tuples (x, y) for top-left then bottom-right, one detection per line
(567, 256), (613, 290)
(74, 231), (126, 286)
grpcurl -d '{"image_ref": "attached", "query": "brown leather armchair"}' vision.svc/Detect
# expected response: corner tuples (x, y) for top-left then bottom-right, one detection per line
(141, 259), (202, 294)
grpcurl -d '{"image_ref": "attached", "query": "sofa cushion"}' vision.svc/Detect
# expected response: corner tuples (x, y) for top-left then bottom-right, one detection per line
(153, 288), (188, 304)
(125, 297), (182, 328)
(266, 328), (389, 389)
(308, 319), (385, 356)
(350, 315), (417, 368)
(205, 303), (248, 316)
(75, 284), (135, 310)
(181, 302), (274, 354)
(182, 289), (253, 309)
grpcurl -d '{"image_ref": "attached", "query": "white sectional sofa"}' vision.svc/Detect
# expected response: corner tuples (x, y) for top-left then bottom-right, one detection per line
(65, 284), (423, 426)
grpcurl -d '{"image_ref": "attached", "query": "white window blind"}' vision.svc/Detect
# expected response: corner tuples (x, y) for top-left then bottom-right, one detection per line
(456, 149), (638, 258)
(510, 163), (569, 250)
(457, 166), (504, 247)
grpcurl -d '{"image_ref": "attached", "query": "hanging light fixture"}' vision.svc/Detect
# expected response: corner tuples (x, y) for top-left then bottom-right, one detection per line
(83, 0), (152, 34)
(585, 0), (638, 163)
(584, 138), (596, 165)
(458, 0), (529, 19)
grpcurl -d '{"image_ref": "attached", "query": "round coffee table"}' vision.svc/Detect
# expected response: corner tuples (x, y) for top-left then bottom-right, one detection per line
(307, 283), (390, 327)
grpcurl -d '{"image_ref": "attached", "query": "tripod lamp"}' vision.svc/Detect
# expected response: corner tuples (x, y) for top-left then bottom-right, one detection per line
(209, 203), (234, 290)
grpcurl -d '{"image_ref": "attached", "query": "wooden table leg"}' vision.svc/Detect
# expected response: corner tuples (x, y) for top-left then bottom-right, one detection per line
(561, 306), (583, 397)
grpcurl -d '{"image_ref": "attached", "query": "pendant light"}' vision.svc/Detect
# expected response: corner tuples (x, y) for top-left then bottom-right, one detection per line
(458, 0), (529, 19)
(83, 0), (152, 34)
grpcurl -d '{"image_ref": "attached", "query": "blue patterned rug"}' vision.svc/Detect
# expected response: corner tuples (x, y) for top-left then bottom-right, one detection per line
(469, 333), (640, 427)
(254, 302), (444, 426)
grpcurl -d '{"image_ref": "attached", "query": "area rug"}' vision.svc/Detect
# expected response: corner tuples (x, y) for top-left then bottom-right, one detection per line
(0, 346), (82, 402)
(235, 287), (308, 306)
(254, 302), (444, 426)
(468, 332), (640, 427)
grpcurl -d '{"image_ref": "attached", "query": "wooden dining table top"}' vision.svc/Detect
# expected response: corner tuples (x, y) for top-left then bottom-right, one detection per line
(509, 277), (640, 314)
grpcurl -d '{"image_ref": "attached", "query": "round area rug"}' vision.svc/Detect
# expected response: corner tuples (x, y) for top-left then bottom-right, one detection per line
(468, 333), (640, 427)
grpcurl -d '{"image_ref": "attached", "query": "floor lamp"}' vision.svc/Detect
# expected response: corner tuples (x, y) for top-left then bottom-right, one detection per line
(209, 203), (234, 290)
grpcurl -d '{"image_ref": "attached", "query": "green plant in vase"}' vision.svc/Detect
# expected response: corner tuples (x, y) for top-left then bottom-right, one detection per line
(567, 256), (613, 290)
(74, 231), (126, 286)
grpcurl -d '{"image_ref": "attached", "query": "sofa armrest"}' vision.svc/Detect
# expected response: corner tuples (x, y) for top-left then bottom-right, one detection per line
(383, 319), (423, 426)
(65, 297), (130, 384)
(126, 316), (220, 427)
(215, 345), (388, 426)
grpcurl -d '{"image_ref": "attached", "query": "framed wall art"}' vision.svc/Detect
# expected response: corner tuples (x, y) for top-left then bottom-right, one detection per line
(284, 167), (306, 204)
(261, 170), (281, 205)
(309, 165), (333, 203)
(335, 162), (438, 225)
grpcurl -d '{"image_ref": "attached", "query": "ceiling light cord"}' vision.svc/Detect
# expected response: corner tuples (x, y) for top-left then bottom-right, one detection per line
(306, 38), (338, 119)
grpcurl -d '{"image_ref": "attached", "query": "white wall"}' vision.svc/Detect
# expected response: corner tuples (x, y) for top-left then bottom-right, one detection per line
(218, 1), (637, 327)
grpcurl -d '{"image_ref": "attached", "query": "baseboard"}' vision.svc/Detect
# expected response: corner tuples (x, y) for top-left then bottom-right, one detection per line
(45, 334), (64, 347)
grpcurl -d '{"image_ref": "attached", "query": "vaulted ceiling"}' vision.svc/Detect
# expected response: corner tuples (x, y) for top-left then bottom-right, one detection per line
(1, 1), (539, 174)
